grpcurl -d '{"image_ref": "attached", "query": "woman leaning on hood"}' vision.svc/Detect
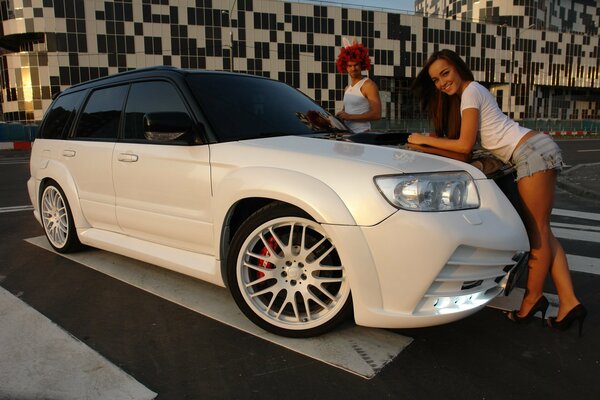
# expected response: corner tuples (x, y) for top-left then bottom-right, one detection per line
(408, 49), (586, 336)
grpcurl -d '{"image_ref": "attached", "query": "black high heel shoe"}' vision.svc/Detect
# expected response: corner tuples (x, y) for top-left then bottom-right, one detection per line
(507, 296), (549, 326)
(547, 304), (587, 337)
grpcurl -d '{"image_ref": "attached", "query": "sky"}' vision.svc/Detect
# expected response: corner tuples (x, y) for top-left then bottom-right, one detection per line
(302, 1), (416, 13)
(341, 0), (415, 12)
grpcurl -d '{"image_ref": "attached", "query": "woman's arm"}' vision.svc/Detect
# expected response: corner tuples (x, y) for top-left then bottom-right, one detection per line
(407, 108), (479, 154)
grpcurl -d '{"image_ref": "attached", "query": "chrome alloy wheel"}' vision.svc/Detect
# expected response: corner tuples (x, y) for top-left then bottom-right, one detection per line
(235, 216), (350, 332)
(41, 185), (70, 249)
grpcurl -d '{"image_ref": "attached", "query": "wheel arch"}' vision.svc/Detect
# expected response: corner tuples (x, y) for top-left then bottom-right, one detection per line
(214, 168), (357, 287)
(219, 198), (305, 285)
(37, 160), (91, 230)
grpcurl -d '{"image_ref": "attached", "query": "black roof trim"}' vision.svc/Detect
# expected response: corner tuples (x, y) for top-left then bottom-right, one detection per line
(61, 66), (270, 93)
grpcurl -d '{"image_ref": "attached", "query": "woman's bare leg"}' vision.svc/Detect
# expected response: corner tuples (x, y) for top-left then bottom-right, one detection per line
(516, 169), (579, 319)
(549, 234), (580, 320)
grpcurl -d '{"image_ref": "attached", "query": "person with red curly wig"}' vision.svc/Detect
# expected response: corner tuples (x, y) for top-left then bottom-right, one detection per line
(335, 39), (381, 133)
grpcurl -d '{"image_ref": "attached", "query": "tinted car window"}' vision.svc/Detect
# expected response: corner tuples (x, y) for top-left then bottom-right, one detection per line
(39, 91), (85, 139)
(123, 81), (192, 143)
(186, 74), (347, 142)
(74, 85), (128, 140)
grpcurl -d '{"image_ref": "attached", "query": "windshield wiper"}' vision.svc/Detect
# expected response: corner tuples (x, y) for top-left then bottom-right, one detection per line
(257, 131), (289, 138)
(311, 128), (350, 134)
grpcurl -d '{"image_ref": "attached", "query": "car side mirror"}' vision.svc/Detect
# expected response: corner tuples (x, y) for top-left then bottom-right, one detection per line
(143, 112), (193, 142)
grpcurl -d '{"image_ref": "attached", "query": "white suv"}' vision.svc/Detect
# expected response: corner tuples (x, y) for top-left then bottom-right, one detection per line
(28, 66), (528, 337)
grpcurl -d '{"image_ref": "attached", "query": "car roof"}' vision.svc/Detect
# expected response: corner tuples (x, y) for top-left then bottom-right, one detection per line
(59, 66), (270, 95)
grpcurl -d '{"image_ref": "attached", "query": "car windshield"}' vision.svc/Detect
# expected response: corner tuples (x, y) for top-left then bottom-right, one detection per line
(186, 73), (348, 142)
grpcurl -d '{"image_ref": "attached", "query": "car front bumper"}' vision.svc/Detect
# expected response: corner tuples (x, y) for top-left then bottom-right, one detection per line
(323, 179), (529, 329)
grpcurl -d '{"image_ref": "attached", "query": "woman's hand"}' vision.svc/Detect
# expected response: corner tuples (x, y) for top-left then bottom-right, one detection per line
(407, 133), (429, 145)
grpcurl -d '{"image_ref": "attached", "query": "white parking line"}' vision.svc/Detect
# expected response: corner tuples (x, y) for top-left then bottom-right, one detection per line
(551, 222), (600, 232)
(0, 286), (156, 400)
(26, 236), (412, 379)
(490, 210), (600, 313)
(552, 227), (600, 243)
(488, 288), (560, 319)
(552, 208), (600, 222)
(0, 159), (30, 165)
(0, 205), (33, 214)
(566, 254), (600, 275)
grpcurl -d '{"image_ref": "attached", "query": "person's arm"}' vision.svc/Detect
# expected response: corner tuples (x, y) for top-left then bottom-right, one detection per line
(336, 80), (382, 122)
(407, 108), (479, 155)
(335, 86), (349, 118)
(335, 86), (348, 117)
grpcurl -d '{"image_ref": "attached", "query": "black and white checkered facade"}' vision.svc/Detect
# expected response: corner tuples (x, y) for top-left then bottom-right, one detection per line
(415, 0), (599, 35)
(0, 0), (598, 123)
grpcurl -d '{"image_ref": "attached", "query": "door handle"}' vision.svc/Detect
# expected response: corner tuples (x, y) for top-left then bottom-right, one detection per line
(118, 153), (139, 162)
(62, 150), (76, 157)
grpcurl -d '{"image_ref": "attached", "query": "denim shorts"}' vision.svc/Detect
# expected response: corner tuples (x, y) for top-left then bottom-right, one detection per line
(510, 133), (564, 181)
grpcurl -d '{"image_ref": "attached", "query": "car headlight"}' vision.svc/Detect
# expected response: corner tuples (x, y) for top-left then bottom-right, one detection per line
(374, 171), (480, 211)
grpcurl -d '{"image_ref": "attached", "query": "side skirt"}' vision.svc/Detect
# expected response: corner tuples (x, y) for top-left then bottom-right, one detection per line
(77, 228), (225, 287)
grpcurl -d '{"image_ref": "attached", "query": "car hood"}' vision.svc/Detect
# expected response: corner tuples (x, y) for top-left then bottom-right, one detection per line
(210, 136), (487, 225)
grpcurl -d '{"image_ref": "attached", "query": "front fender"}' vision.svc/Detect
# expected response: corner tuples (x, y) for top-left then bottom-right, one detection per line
(213, 167), (356, 226)
(212, 167), (356, 259)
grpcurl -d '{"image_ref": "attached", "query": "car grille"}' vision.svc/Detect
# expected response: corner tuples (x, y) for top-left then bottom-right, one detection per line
(413, 245), (526, 315)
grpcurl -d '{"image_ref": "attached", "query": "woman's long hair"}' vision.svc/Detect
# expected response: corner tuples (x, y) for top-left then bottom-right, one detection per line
(412, 49), (474, 139)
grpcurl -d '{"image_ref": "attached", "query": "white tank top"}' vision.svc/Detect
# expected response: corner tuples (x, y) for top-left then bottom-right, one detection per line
(343, 77), (371, 133)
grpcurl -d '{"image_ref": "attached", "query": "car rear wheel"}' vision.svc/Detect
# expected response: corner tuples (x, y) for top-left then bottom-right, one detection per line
(227, 203), (352, 337)
(40, 181), (82, 253)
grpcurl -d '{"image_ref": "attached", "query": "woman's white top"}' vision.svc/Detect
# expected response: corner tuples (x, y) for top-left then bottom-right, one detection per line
(460, 81), (530, 163)
(343, 77), (371, 133)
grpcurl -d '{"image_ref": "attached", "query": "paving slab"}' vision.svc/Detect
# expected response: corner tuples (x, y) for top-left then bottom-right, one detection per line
(0, 286), (157, 400)
(25, 236), (413, 379)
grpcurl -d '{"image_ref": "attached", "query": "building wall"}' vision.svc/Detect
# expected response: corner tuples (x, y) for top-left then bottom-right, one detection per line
(0, 0), (598, 124)
(415, 0), (600, 35)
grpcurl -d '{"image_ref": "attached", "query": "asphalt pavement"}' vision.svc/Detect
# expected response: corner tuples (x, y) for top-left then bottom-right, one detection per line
(557, 162), (600, 200)
(1, 146), (599, 400)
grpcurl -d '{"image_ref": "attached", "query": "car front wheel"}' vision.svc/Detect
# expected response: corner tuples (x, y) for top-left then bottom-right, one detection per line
(40, 181), (82, 253)
(227, 203), (352, 337)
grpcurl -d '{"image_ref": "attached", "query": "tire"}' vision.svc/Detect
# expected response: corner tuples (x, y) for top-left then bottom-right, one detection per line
(40, 181), (82, 253)
(227, 203), (352, 337)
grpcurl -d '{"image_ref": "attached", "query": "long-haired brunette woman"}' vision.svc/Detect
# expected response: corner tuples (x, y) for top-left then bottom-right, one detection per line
(408, 49), (586, 336)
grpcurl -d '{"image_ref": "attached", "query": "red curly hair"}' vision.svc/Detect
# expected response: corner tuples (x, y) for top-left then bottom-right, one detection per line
(336, 42), (371, 73)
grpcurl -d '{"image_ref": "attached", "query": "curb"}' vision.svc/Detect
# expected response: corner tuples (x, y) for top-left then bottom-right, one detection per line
(557, 162), (600, 201)
(556, 178), (600, 201)
(0, 141), (32, 150)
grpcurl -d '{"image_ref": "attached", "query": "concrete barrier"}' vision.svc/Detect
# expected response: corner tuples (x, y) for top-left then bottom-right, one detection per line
(544, 131), (597, 136)
(0, 141), (32, 150)
(0, 123), (37, 150)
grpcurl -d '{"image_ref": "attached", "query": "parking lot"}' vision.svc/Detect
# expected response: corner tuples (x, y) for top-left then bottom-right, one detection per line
(1, 145), (599, 400)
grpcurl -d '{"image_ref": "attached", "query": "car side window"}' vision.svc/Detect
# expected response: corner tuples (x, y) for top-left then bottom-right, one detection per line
(123, 81), (193, 144)
(39, 91), (85, 139)
(74, 85), (128, 140)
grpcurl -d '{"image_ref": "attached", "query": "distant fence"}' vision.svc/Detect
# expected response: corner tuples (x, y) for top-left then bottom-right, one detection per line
(372, 119), (432, 132)
(519, 120), (600, 134)
(0, 123), (38, 142)
(373, 119), (600, 134)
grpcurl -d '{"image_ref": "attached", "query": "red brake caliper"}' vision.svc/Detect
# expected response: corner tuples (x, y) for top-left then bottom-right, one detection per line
(257, 236), (278, 278)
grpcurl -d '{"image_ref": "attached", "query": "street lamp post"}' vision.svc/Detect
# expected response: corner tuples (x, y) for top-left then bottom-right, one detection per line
(509, 32), (515, 118)
(223, 0), (237, 72)
(229, 29), (234, 72)
(229, 0), (238, 72)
